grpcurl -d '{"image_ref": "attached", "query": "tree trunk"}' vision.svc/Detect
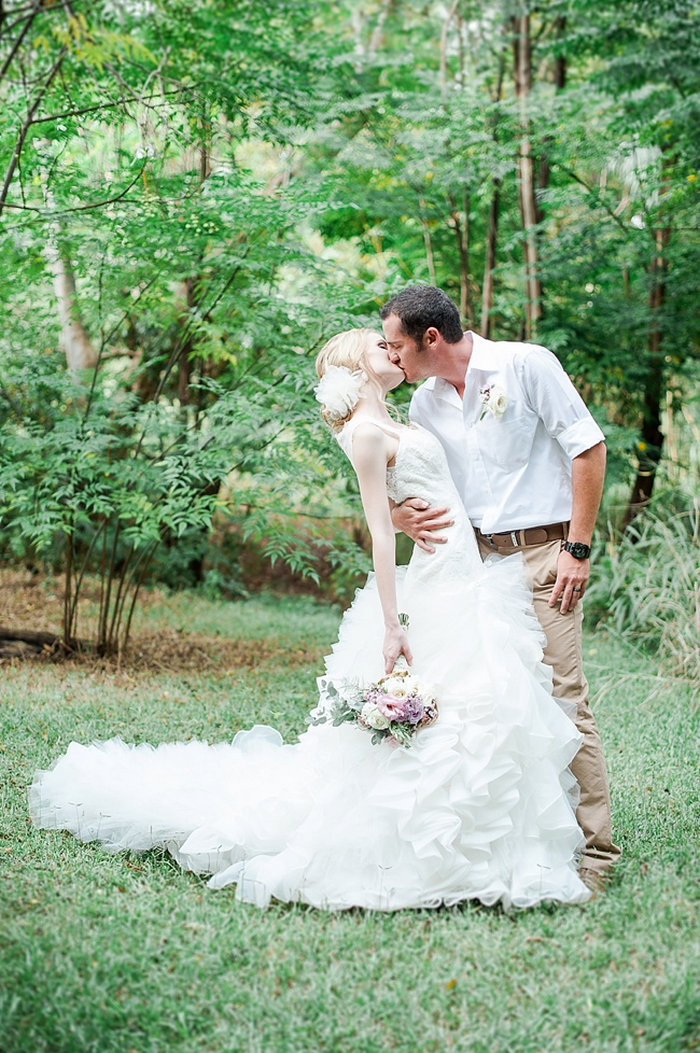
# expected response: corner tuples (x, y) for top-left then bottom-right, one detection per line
(481, 183), (500, 338)
(481, 35), (506, 338)
(449, 190), (472, 326)
(622, 224), (670, 532)
(178, 137), (210, 407)
(369, 0), (394, 57)
(353, 0), (394, 65)
(536, 21), (566, 233)
(553, 16), (567, 92)
(178, 276), (195, 406)
(49, 248), (98, 370)
(439, 0), (460, 99)
(512, 13), (542, 338)
(420, 201), (436, 285)
(63, 531), (75, 648)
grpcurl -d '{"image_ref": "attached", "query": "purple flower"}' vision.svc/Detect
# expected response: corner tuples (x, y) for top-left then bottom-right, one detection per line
(401, 696), (426, 725)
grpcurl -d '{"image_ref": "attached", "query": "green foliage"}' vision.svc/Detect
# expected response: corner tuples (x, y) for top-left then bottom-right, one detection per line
(587, 498), (700, 682)
(0, 343), (318, 650)
(0, 0), (364, 645)
(0, 0), (698, 651)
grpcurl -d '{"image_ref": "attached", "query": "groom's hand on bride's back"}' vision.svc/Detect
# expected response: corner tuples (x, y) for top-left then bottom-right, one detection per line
(391, 498), (453, 553)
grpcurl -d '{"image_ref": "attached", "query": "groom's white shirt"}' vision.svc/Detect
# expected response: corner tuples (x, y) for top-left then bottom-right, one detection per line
(409, 332), (605, 534)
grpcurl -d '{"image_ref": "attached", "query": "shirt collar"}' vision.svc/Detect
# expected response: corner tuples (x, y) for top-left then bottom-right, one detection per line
(465, 331), (494, 374)
(423, 374), (463, 408)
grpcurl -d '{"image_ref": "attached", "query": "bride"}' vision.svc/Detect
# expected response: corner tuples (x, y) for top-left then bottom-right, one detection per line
(30, 329), (590, 910)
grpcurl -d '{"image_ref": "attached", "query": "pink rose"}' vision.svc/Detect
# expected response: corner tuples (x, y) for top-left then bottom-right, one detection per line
(377, 694), (408, 720)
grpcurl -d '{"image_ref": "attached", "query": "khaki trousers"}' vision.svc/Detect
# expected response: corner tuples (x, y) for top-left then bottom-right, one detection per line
(477, 535), (621, 874)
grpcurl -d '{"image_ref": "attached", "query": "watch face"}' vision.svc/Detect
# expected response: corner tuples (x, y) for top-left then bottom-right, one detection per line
(566, 541), (590, 560)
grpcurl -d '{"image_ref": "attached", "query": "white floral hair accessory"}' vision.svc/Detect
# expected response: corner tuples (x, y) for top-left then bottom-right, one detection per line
(314, 365), (366, 423)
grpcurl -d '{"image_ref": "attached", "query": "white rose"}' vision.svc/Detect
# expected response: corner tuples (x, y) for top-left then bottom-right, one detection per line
(361, 702), (391, 730)
(381, 676), (407, 697)
(488, 385), (507, 417)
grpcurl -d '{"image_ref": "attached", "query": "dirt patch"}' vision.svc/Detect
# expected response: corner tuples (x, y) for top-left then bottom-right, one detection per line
(0, 571), (62, 636)
(120, 629), (323, 674)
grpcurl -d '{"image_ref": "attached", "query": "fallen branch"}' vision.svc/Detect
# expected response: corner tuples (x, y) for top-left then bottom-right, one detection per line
(0, 626), (89, 658)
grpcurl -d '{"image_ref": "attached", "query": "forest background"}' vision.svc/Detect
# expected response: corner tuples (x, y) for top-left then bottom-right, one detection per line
(1, 5), (699, 1050)
(0, 0), (698, 680)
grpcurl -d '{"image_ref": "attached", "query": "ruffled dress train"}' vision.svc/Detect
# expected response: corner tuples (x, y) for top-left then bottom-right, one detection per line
(30, 423), (589, 910)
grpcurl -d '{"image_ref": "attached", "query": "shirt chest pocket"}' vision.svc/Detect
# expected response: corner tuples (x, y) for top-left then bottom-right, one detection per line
(476, 413), (534, 470)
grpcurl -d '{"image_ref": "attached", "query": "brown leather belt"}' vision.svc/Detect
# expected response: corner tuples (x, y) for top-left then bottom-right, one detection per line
(476, 521), (568, 549)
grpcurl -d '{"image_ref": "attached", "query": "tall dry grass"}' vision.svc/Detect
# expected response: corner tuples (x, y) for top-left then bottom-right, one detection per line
(587, 499), (699, 683)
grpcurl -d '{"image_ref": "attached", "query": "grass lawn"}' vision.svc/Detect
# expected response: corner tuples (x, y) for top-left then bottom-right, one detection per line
(0, 586), (698, 1053)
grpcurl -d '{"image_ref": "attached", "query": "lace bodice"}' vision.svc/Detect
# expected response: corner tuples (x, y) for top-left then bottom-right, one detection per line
(336, 419), (482, 575)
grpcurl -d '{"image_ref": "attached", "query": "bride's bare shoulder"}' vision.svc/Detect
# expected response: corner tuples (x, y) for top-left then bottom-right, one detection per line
(348, 419), (400, 465)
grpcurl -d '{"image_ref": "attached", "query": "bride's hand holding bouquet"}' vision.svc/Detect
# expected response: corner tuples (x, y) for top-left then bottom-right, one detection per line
(383, 620), (413, 674)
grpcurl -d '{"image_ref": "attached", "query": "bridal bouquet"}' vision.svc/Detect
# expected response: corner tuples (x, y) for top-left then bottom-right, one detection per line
(312, 664), (439, 748)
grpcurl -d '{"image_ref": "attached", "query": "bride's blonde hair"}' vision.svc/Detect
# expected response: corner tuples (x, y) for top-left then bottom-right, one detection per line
(315, 328), (375, 377)
(315, 328), (376, 431)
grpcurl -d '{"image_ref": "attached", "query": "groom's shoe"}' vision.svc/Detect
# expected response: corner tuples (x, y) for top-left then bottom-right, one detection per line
(579, 867), (611, 897)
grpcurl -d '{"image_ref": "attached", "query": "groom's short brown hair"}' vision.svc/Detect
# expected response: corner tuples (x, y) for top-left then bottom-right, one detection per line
(380, 285), (463, 345)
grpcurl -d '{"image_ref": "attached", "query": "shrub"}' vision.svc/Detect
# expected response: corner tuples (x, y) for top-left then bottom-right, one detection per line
(586, 499), (699, 682)
(0, 359), (282, 654)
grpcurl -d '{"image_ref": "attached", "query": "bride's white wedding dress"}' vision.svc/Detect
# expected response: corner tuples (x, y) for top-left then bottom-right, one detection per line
(30, 422), (589, 910)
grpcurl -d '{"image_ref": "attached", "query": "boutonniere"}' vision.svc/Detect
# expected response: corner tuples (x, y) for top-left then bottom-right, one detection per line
(478, 383), (507, 422)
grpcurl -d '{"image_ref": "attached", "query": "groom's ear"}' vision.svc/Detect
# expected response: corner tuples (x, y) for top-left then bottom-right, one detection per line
(423, 327), (440, 351)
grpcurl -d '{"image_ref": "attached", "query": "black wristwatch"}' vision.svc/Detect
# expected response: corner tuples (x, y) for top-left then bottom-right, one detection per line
(564, 540), (591, 560)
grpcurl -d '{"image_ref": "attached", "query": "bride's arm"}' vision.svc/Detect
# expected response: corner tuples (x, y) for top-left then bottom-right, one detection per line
(351, 425), (413, 673)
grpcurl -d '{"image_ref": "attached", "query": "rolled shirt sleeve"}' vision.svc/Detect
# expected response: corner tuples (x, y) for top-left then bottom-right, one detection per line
(556, 416), (606, 460)
(515, 346), (606, 459)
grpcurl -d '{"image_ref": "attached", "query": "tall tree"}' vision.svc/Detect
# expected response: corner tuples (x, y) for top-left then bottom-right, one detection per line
(511, 8), (542, 337)
(586, 0), (700, 524)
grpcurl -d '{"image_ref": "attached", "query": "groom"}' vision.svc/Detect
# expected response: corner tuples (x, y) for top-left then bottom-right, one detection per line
(381, 285), (620, 891)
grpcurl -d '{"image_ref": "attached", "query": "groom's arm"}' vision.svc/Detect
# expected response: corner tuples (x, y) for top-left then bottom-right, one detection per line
(390, 499), (454, 554)
(391, 390), (454, 552)
(549, 441), (606, 615)
(516, 349), (607, 616)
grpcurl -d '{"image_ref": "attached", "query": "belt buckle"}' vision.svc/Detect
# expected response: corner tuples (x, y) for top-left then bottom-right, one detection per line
(483, 533), (495, 548)
(510, 530), (519, 546)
